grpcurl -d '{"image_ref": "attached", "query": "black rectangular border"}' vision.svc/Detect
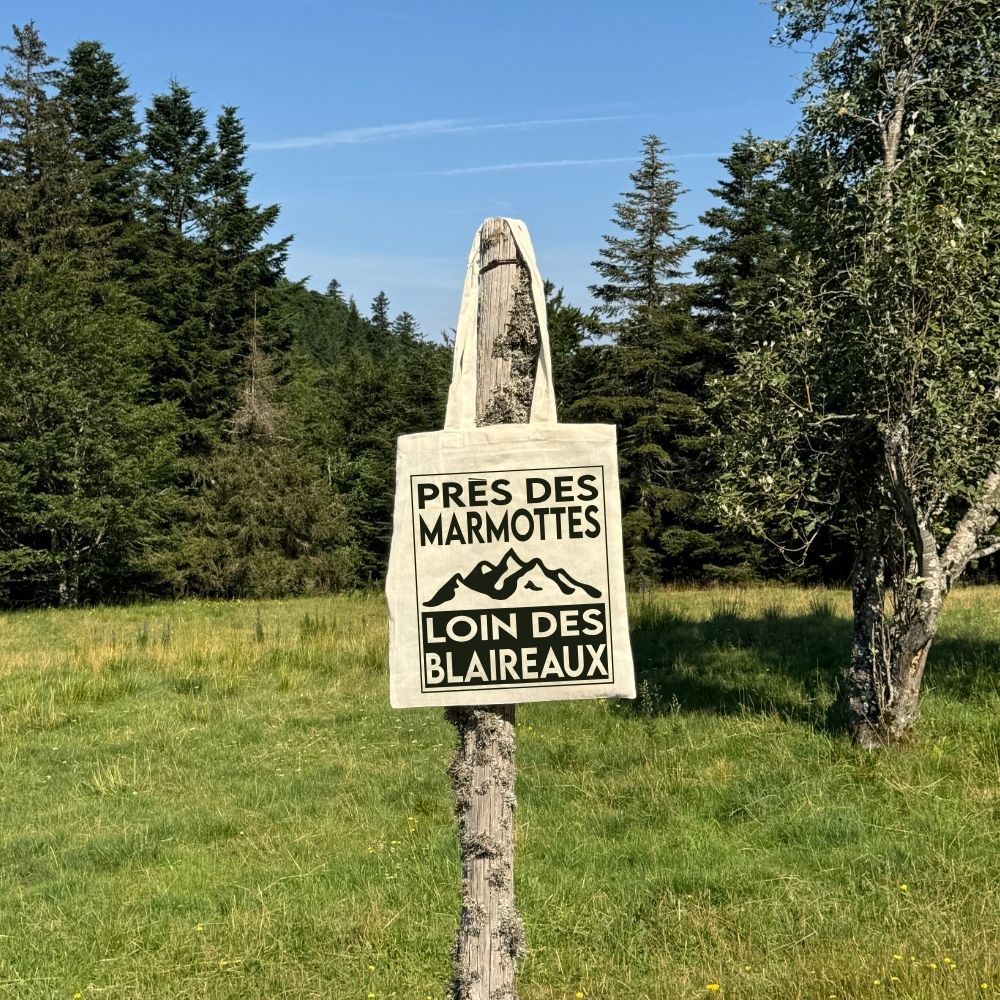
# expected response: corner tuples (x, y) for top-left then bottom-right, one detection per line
(409, 465), (615, 694)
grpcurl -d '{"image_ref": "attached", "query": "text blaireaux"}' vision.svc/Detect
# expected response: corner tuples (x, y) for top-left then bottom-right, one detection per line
(416, 473), (602, 546)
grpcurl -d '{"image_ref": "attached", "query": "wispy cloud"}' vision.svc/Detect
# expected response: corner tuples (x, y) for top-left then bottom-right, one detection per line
(412, 152), (723, 177)
(323, 152), (724, 180)
(414, 157), (638, 176)
(252, 114), (636, 151)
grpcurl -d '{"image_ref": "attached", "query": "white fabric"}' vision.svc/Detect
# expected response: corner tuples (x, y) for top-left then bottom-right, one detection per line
(387, 219), (635, 708)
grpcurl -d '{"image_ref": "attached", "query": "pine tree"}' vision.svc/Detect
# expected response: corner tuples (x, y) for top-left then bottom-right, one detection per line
(136, 80), (219, 456)
(696, 133), (791, 350)
(202, 106), (291, 357)
(693, 134), (798, 579)
(140, 92), (290, 458)
(143, 80), (212, 236)
(391, 309), (417, 339)
(166, 331), (355, 597)
(0, 23), (178, 606)
(0, 22), (64, 255)
(584, 135), (721, 582)
(58, 40), (141, 234)
(369, 290), (391, 340)
(544, 282), (601, 414)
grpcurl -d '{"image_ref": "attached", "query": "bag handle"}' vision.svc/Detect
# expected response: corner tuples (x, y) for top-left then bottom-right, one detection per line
(444, 218), (557, 430)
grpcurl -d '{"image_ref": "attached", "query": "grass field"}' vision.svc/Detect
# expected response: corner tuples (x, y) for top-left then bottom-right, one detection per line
(0, 587), (998, 1000)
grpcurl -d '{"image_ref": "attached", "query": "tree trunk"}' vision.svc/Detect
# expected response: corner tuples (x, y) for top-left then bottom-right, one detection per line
(845, 533), (892, 748)
(447, 218), (535, 1000)
(847, 600), (936, 748)
(845, 525), (943, 748)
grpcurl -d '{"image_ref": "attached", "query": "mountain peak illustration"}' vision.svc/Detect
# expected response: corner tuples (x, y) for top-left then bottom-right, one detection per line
(423, 548), (602, 607)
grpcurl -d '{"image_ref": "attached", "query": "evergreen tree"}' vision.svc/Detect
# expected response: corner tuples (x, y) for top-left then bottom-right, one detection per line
(584, 135), (722, 582)
(138, 80), (218, 454)
(0, 22), (64, 253)
(58, 40), (141, 234)
(167, 332), (355, 597)
(140, 93), (289, 458)
(696, 133), (791, 350)
(391, 309), (417, 339)
(143, 80), (212, 236)
(202, 105), (290, 357)
(369, 290), (391, 340)
(280, 282), (451, 582)
(0, 24), (178, 606)
(544, 281), (601, 414)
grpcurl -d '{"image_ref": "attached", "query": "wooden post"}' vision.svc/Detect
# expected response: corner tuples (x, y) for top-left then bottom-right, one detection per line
(445, 218), (537, 1000)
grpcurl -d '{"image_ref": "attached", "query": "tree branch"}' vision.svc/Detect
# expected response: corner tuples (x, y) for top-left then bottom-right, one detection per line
(971, 540), (1000, 562)
(942, 463), (1000, 582)
(884, 421), (939, 579)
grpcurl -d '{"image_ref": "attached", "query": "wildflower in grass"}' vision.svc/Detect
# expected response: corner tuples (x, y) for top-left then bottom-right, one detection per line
(898, 884), (908, 893)
(706, 985), (721, 993)
(576, 992), (586, 999)
(943, 957), (955, 967)
(195, 923), (204, 933)
(927, 963), (938, 970)
(873, 980), (881, 986)
(893, 954), (903, 961)
(74, 994), (82, 999)
(368, 965), (375, 972)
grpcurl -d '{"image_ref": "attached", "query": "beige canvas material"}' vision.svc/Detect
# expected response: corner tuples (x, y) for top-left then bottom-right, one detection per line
(386, 219), (635, 708)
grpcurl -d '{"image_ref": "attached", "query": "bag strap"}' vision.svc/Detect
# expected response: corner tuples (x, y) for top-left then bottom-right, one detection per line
(444, 218), (557, 430)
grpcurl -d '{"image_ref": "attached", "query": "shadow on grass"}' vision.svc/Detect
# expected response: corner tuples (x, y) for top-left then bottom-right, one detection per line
(624, 594), (1000, 734)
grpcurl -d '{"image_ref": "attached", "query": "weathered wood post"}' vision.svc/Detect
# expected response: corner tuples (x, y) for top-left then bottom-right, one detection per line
(445, 218), (534, 1000)
(386, 216), (634, 996)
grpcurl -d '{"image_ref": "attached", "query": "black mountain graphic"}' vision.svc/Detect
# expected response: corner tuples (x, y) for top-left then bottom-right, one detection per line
(423, 548), (602, 607)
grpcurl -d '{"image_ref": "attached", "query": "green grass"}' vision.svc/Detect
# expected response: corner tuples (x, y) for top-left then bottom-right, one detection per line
(0, 587), (998, 999)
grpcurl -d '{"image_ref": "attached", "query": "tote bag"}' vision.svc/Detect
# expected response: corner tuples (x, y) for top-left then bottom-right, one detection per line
(386, 220), (635, 708)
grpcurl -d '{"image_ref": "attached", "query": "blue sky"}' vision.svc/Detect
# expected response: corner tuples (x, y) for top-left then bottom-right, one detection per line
(11, 1), (809, 337)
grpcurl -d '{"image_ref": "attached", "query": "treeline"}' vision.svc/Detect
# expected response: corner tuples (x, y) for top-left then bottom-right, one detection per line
(0, 23), (451, 606)
(2, 11), (996, 615)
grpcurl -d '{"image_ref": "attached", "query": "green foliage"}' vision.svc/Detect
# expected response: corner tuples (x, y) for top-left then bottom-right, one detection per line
(58, 40), (141, 234)
(164, 337), (356, 598)
(0, 23), (456, 606)
(544, 280), (601, 414)
(582, 136), (746, 582)
(695, 132), (792, 352)
(139, 87), (290, 457)
(281, 285), (452, 581)
(714, 0), (1000, 574)
(0, 24), (178, 607)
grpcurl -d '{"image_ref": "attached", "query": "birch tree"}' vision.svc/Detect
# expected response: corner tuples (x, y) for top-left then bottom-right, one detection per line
(714, 0), (1000, 746)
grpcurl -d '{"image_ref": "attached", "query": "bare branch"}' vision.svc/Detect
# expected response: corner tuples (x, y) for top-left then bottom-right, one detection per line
(942, 463), (1000, 581)
(972, 540), (1000, 562)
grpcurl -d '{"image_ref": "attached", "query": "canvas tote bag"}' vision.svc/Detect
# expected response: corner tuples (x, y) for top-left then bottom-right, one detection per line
(386, 219), (635, 708)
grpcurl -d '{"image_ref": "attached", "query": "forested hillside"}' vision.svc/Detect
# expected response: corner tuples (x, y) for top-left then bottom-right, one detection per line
(1, 19), (995, 609)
